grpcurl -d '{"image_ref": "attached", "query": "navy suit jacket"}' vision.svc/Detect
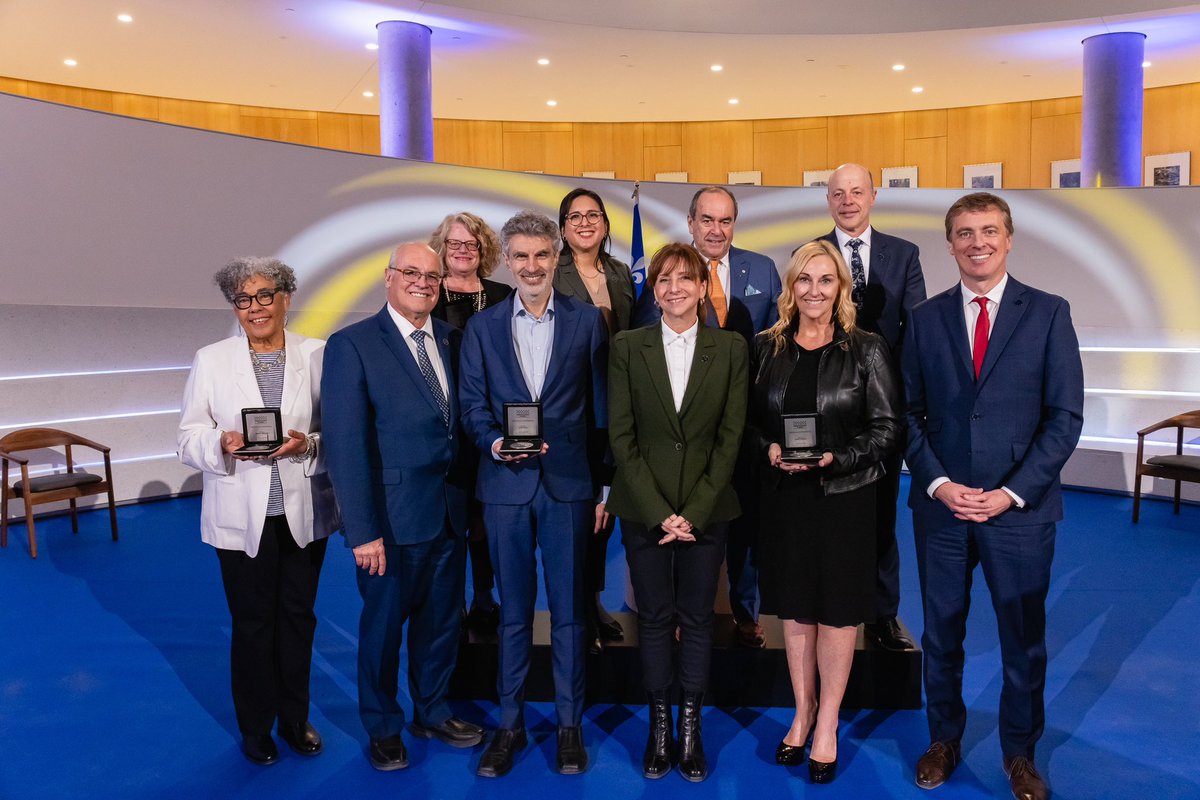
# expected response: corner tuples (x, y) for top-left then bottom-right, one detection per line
(459, 290), (609, 505)
(632, 245), (782, 344)
(903, 276), (1084, 529)
(820, 228), (926, 356)
(321, 306), (469, 548)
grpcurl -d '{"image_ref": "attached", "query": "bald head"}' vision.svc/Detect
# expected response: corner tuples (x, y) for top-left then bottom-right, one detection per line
(826, 163), (877, 237)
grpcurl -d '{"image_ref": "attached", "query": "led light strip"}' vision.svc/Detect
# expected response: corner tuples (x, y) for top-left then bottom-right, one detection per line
(0, 409), (180, 431)
(1085, 388), (1200, 399)
(1079, 346), (1200, 353)
(1080, 435), (1200, 450)
(0, 366), (190, 382)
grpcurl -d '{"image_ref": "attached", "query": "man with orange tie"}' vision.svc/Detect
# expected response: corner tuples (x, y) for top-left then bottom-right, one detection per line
(633, 186), (782, 647)
(903, 193), (1083, 800)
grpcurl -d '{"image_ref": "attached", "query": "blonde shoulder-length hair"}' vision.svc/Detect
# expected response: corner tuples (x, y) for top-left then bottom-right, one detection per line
(763, 239), (857, 352)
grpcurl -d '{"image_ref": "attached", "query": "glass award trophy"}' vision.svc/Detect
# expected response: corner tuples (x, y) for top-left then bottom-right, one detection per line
(498, 402), (544, 456)
(234, 407), (283, 456)
(780, 413), (822, 464)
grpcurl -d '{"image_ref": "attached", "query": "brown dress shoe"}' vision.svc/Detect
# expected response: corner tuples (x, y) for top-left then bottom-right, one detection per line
(735, 620), (766, 649)
(1003, 755), (1048, 800)
(915, 740), (961, 789)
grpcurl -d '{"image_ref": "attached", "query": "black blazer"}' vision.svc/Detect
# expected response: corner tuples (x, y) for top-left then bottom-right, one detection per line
(750, 324), (901, 495)
(553, 251), (636, 334)
(432, 277), (512, 331)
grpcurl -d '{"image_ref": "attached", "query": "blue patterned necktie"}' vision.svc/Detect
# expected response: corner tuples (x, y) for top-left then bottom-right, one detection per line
(847, 238), (866, 309)
(410, 330), (449, 427)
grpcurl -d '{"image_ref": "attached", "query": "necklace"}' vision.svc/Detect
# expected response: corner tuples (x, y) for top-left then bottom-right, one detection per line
(248, 343), (285, 374)
(443, 282), (486, 312)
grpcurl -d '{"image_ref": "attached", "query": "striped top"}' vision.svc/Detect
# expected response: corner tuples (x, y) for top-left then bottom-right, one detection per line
(251, 350), (286, 517)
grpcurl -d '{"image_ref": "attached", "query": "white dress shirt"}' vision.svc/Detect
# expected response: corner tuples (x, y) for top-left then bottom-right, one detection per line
(661, 319), (699, 412)
(695, 245), (730, 299)
(834, 226), (873, 283)
(387, 303), (448, 399)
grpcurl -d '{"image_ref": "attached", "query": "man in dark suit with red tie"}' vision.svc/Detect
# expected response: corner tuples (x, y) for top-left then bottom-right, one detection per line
(820, 162), (927, 652)
(903, 193), (1083, 800)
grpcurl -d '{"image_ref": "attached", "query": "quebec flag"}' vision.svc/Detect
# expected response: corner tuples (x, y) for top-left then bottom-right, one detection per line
(630, 182), (647, 298)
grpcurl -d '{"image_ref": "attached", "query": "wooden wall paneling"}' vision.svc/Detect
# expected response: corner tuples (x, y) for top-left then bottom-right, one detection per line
(682, 121), (754, 184)
(644, 145), (683, 178)
(572, 123), (615, 176)
(827, 112), (906, 183)
(611, 123), (645, 180)
(238, 107), (319, 146)
(643, 122), (682, 147)
(1030, 113), (1081, 188)
(903, 109), (947, 140)
(434, 119), (503, 168)
(754, 126), (828, 187)
(502, 129), (575, 176)
(752, 116), (827, 133)
(156, 97), (240, 134)
(1031, 96), (1082, 118)
(1143, 84), (1200, 179)
(946, 101), (1033, 188)
(903, 136), (948, 189)
(111, 92), (161, 121)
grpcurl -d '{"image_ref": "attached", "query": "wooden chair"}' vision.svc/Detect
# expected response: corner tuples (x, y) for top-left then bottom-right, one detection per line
(1, 428), (119, 558)
(1132, 410), (1200, 523)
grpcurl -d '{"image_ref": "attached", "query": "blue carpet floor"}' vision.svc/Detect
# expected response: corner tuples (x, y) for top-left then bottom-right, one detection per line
(1, 481), (1198, 799)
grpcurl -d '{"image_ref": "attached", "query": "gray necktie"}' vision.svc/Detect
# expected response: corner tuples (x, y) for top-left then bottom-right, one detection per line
(847, 238), (866, 309)
(410, 330), (449, 427)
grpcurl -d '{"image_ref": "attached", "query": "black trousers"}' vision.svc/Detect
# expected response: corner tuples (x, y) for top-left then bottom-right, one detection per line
(216, 515), (327, 735)
(623, 519), (728, 693)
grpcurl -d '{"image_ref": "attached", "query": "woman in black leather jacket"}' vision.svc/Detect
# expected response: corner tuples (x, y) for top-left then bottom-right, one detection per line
(750, 239), (900, 784)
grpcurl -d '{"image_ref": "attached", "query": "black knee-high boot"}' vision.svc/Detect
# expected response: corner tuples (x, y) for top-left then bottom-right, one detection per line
(643, 690), (673, 778)
(677, 690), (707, 782)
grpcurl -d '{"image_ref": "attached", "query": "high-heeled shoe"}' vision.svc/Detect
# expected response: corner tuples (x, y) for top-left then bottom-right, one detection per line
(775, 740), (805, 765)
(808, 756), (838, 783)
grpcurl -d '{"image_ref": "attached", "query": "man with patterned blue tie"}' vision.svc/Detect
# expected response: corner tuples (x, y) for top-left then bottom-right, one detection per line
(460, 210), (609, 778)
(321, 242), (483, 772)
(820, 163), (927, 653)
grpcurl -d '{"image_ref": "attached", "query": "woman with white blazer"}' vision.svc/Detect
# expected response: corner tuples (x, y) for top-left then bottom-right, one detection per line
(178, 257), (338, 766)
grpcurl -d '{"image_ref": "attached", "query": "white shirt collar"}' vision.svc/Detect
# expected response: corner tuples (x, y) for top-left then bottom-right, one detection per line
(960, 272), (1009, 308)
(660, 318), (700, 345)
(834, 225), (873, 249)
(387, 303), (434, 339)
(513, 291), (555, 320)
(693, 244), (729, 270)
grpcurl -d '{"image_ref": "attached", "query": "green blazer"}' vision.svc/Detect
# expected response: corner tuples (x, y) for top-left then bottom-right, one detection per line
(606, 322), (748, 534)
(554, 251), (636, 334)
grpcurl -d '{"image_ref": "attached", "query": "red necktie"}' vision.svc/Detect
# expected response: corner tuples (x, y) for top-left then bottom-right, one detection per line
(972, 296), (990, 379)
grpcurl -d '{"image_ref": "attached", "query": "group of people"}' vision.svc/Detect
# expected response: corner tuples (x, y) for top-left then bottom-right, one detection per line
(178, 165), (1083, 800)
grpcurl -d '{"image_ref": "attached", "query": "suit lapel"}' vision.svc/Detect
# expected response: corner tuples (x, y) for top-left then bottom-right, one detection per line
(556, 258), (594, 307)
(232, 339), (265, 407)
(679, 326), (716, 417)
(640, 329), (684, 438)
(544, 293), (581, 393)
(935, 288), (974, 381)
(976, 278), (1029, 389)
(728, 249), (749, 300)
(431, 319), (457, 421)
(375, 307), (443, 418)
(869, 234), (889, 286)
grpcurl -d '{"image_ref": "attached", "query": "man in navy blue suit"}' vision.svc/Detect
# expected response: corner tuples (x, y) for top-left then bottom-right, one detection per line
(820, 163), (927, 652)
(632, 186), (782, 648)
(903, 193), (1083, 800)
(321, 243), (483, 771)
(459, 210), (608, 778)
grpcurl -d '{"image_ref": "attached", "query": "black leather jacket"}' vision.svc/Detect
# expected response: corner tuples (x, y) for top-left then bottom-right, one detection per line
(750, 324), (901, 495)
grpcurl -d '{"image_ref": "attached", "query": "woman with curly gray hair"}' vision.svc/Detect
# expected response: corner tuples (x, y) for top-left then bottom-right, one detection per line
(178, 256), (338, 766)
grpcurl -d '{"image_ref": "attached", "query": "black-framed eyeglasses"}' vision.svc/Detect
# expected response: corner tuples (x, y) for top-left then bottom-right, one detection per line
(232, 289), (282, 309)
(388, 266), (444, 284)
(445, 239), (481, 252)
(565, 210), (604, 226)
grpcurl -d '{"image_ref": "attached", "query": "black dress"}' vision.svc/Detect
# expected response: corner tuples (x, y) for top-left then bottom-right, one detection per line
(759, 342), (877, 627)
(431, 278), (512, 331)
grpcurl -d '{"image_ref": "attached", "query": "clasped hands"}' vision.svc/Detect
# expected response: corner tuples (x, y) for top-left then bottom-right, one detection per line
(934, 481), (1014, 522)
(220, 429), (309, 461)
(658, 514), (695, 545)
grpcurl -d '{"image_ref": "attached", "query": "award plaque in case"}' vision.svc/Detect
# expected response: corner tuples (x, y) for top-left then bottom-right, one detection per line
(498, 402), (544, 456)
(780, 412), (822, 463)
(233, 407), (283, 456)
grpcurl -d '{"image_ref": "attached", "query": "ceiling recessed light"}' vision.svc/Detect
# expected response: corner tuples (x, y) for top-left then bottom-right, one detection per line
(728, 98), (739, 105)
(546, 99), (557, 107)
(892, 63), (905, 71)
(911, 86), (924, 93)
(1142, 60), (1151, 68)
(362, 91), (374, 98)
(63, 58), (77, 66)
(537, 58), (550, 66)
(365, 42), (379, 50)
(117, 13), (133, 23)
(711, 64), (723, 72)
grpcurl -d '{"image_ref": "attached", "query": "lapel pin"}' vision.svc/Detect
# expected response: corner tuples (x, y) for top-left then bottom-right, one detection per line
(701, 354), (711, 363)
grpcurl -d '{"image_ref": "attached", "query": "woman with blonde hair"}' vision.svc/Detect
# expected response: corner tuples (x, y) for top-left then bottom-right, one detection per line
(749, 239), (900, 783)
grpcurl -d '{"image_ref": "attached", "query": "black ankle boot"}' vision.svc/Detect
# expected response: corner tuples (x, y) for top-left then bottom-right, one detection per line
(676, 690), (707, 782)
(643, 690), (673, 779)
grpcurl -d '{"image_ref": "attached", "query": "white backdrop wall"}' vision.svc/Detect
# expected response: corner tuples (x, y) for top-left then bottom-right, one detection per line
(2, 92), (1198, 517)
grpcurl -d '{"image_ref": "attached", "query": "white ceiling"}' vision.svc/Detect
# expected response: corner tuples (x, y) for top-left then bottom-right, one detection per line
(2, 1), (1199, 122)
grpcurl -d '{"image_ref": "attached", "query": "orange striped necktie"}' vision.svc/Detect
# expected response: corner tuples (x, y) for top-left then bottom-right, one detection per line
(708, 259), (728, 327)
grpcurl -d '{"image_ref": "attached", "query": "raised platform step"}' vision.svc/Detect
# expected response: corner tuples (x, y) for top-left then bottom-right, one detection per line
(449, 611), (922, 709)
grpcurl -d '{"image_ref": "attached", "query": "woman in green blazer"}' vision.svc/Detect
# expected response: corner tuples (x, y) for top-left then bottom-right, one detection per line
(606, 242), (748, 783)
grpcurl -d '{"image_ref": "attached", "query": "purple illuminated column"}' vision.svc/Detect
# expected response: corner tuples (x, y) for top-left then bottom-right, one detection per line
(1081, 32), (1145, 187)
(377, 20), (433, 161)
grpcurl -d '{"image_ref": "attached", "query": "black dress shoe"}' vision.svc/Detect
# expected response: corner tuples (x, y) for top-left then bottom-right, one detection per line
(775, 740), (805, 766)
(466, 602), (500, 636)
(1003, 755), (1049, 800)
(808, 757), (838, 783)
(368, 734), (409, 771)
(556, 726), (587, 775)
(476, 728), (527, 778)
(916, 740), (961, 789)
(586, 628), (605, 656)
(240, 733), (279, 766)
(864, 616), (915, 651)
(643, 690), (673, 779)
(595, 610), (624, 642)
(677, 690), (708, 782)
(410, 717), (484, 748)
(279, 721), (323, 756)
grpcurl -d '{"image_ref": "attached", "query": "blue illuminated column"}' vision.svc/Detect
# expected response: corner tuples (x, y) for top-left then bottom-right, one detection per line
(377, 20), (433, 161)
(1081, 32), (1145, 187)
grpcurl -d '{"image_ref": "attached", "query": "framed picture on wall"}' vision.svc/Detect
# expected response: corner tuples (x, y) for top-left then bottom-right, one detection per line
(1144, 152), (1190, 186)
(581, 170), (615, 179)
(1051, 159), (1082, 188)
(654, 171), (689, 183)
(881, 166), (918, 189)
(963, 162), (1003, 189)
(728, 170), (762, 186)
(803, 169), (833, 188)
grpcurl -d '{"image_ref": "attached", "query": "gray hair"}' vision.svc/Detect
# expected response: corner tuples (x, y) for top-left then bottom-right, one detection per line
(688, 186), (739, 220)
(213, 256), (297, 303)
(500, 210), (562, 257)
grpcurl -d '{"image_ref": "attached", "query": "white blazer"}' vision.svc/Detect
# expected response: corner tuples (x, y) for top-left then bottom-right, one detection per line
(178, 331), (339, 557)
